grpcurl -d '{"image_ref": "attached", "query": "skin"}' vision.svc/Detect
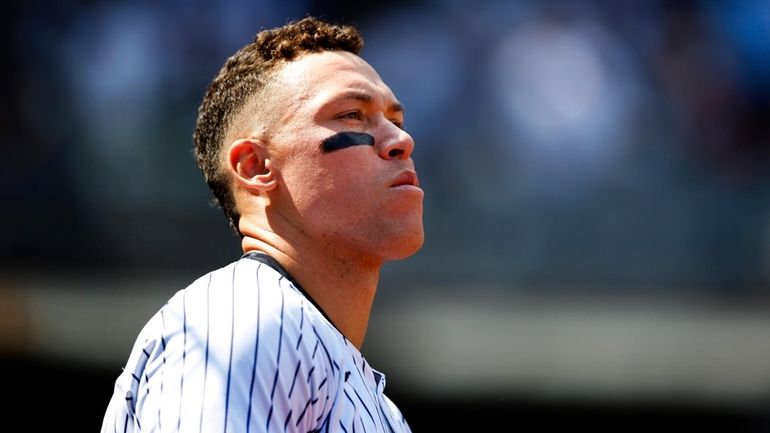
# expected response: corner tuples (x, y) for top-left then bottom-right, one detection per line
(226, 50), (424, 348)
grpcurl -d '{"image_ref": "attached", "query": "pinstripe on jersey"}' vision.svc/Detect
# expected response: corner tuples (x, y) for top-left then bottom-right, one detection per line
(101, 252), (412, 433)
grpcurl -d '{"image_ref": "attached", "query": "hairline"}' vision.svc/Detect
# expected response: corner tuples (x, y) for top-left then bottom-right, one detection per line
(223, 68), (282, 152)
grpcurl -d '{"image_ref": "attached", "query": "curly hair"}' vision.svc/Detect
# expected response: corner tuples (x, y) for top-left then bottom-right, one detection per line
(193, 17), (364, 236)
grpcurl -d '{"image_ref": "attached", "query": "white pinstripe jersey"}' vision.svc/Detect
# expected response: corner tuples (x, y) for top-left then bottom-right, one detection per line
(101, 252), (412, 433)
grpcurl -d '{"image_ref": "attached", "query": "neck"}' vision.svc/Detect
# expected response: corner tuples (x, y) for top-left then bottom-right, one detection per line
(240, 220), (381, 349)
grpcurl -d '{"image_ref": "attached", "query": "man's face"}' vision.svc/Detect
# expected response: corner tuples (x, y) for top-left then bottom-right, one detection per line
(264, 50), (424, 264)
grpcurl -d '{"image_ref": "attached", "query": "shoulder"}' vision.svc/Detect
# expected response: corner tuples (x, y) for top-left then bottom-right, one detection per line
(160, 257), (293, 322)
(109, 256), (352, 431)
(166, 255), (346, 365)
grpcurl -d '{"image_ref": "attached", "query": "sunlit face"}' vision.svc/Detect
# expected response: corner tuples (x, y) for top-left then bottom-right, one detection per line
(264, 50), (424, 264)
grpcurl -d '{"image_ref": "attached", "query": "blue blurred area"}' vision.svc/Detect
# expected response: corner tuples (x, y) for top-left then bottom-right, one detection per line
(2, 0), (770, 431)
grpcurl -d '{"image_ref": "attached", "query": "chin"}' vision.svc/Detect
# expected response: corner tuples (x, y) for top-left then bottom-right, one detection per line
(384, 227), (425, 261)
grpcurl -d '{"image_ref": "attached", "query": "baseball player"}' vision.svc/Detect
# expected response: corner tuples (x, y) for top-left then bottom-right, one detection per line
(101, 16), (423, 433)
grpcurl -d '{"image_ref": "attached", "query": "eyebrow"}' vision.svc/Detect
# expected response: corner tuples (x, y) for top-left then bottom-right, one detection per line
(332, 91), (404, 114)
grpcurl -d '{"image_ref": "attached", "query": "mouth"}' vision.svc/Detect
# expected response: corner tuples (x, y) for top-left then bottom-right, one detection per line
(391, 170), (420, 188)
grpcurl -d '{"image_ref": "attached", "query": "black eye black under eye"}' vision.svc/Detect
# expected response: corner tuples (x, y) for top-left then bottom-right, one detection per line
(320, 131), (375, 153)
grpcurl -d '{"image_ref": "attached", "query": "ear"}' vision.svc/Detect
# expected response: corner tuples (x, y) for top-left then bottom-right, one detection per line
(227, 138), (278, 192)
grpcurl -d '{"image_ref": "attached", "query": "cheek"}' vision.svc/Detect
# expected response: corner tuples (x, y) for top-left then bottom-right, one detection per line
(319, 159), (385, 216)
(277, 158), (327, 208)
(327, 159), (367, 185)
(321, 149), (374, 179)
(286, 160), (362, 209)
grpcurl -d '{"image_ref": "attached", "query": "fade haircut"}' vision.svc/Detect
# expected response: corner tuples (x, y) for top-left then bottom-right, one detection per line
(193, 17), (364, 236)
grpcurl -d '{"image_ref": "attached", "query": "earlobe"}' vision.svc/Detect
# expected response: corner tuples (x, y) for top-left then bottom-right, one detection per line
(227, 139), (278, 192)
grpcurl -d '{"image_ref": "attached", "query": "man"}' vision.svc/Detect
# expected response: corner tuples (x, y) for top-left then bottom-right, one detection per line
(100, 16), (423, 433)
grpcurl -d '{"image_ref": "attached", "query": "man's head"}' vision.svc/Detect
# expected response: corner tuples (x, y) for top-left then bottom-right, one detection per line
(194, 17), (363, 235)
(194, 17), (424, 263)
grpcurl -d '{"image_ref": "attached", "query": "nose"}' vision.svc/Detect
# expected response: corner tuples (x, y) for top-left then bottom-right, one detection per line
(378, 125), (415, 161)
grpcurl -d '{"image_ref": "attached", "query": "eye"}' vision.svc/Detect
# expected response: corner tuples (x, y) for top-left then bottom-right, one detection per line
(338, 110), (363, 121)
(390, 119), (405, 130)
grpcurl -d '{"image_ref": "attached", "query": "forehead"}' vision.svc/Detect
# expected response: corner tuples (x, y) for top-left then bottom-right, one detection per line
(273, 50), (397, 108)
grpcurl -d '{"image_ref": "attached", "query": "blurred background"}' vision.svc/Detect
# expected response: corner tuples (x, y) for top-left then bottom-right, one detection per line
(2, 0), (770, 431)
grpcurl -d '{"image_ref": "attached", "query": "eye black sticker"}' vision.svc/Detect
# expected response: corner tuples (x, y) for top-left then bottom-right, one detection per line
(320, 131), (375, 153)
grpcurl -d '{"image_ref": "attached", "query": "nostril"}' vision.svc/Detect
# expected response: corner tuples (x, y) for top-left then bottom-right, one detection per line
(388, 148), (404, 158)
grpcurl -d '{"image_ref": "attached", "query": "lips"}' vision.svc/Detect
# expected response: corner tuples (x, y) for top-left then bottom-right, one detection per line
(391, 170), (420, 188)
